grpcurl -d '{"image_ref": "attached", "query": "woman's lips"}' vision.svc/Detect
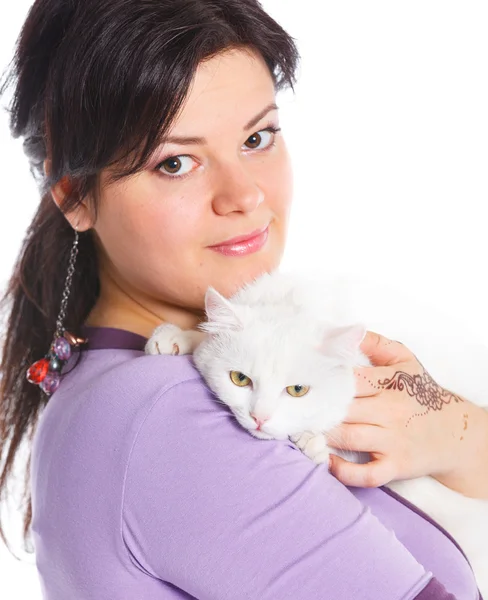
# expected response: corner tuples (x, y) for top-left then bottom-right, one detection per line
(209, 225), (269, 257)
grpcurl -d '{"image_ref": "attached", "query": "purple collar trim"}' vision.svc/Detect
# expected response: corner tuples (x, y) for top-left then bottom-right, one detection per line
(78, 325), (148, 351)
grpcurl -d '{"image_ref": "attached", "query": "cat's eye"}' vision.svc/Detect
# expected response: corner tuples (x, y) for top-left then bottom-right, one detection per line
(286, 385), (310, 398)
(230, 371), (252, 387)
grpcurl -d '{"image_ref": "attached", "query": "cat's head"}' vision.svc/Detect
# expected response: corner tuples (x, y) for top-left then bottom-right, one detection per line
(192, 287), (367, 441)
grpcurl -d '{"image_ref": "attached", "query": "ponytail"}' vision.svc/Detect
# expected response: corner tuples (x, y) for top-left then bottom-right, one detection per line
(0, 194), (99, 554)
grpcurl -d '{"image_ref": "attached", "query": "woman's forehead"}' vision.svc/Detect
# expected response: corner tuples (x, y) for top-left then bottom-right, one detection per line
(99, 48), (278, 183)
(170, 48), (276, 132)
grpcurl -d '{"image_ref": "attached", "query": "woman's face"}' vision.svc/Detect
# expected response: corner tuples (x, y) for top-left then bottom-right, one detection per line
(79, 48), (293, 331)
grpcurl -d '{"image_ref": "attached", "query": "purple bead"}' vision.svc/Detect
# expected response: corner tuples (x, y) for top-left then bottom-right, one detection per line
(53, 336), (71, 361)
(40, 371), (61, 395)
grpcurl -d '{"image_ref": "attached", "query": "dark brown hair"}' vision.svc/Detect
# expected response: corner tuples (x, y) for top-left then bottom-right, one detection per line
(0, 0), (299, 557)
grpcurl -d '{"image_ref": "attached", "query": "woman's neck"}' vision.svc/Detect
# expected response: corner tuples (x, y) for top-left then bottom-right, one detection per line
(84, 254), (206, 337)
(84, 276), (205, 338)
(84, 299), (204, 337)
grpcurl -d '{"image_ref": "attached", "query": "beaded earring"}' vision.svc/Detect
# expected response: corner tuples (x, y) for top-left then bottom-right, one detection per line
(25, 221), (88, 396)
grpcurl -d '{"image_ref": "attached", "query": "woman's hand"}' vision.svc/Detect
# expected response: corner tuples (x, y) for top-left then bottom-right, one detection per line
(320, 331), (488, 498)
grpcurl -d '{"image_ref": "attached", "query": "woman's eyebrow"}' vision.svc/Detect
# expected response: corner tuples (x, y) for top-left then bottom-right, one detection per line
(161, 103), (279, 146)
(244, 102), (279, 131)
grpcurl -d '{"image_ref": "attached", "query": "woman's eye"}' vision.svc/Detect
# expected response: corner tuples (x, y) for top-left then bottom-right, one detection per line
(157, 155), (194, 177)
(286, 385), (310, 398)
(156, 126), (280, 179)
(243, 127), (279, 151)
(230, 371), (252, 387)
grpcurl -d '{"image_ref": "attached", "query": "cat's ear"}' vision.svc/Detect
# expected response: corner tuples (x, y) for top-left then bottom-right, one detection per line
(319, 323), (367, 359)
(199, 287), (243, 333)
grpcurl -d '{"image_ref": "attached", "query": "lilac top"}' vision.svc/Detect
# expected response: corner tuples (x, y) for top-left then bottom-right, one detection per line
(30, 325), (482, 600)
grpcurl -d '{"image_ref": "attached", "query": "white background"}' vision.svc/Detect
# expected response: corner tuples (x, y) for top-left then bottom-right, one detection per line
(0, 1), (487, 597)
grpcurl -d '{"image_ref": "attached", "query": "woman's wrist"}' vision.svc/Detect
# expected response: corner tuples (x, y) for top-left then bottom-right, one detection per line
(432, 398), (488, 499)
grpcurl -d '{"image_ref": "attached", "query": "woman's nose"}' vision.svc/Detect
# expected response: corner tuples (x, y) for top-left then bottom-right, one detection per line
(211, 163), (264, 216)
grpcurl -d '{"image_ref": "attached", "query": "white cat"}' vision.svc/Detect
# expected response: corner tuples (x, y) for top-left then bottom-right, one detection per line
(145, 270), (488, 594)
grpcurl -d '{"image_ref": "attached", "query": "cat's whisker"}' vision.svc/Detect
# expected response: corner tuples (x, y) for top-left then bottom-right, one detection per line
(326, 431), (355, 453)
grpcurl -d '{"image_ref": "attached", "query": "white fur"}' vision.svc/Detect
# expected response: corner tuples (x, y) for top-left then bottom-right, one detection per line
(145, 270), (488, 594)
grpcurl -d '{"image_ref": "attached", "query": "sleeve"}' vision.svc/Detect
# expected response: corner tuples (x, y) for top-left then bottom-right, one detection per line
(121, 377), (457, 600)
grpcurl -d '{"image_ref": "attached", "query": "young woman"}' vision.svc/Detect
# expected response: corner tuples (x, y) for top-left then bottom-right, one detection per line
(0, 1), (486, 598)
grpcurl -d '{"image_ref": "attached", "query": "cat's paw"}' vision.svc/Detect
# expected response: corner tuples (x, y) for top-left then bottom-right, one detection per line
(290, 431), (330, 465)
(145, 323), (192, 356)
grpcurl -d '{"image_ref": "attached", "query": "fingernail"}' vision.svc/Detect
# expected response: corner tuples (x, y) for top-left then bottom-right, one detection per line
(328, 455), (333, 471)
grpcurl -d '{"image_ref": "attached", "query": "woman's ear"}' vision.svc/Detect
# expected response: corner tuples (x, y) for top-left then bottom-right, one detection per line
(44, 158), (93, 231)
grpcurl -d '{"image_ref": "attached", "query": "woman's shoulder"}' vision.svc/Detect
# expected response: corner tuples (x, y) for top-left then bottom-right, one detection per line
(60, 348), (207, 413)
(100, 351), (205, 404)
(33, 350), (213, 483)
(119, 365), (479, 599)
(94, 350), (219, 426)
(120, 363), (458, 599)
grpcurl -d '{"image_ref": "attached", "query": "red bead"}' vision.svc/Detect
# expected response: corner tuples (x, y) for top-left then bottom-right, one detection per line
(26, 358), (50, 384)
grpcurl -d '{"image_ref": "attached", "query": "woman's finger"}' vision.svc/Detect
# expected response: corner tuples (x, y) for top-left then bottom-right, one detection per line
(360, 330), (412, 366)
(342, 396), (389, 426)
(329, 454), (395, 488)
(326, 423), (388, 453)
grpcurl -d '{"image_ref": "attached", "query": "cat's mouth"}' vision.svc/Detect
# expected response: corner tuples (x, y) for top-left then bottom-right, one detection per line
(248, 426), (289, 441)
(233, 412), (286, 441)
(249, 429), (275, 440)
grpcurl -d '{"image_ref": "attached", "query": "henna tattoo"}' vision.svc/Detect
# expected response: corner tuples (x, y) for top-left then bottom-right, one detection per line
(377, 366), (464, 427)
(357, 373), (382, 391)
(378, 369), (463, 410)
(460, 413), (469, 440)
(357, 338), (465, 428)
(405, 408), (430, 427)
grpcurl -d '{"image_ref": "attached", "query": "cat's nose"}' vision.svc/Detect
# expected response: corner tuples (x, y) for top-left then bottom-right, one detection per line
(250, 413), (269, 429)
